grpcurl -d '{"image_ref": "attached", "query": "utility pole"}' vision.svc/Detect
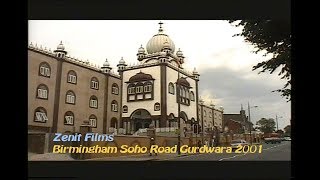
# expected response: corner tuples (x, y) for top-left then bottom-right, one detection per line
(276, 115), (278, 131)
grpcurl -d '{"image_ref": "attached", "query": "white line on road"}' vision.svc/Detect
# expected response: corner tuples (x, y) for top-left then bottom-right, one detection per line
(219, 142), (289, 161)
(218, 154), (247, 161)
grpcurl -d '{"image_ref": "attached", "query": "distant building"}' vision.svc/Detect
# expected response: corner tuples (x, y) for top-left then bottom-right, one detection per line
(198, 100), (223, 133)
(223, 105), (253, 134)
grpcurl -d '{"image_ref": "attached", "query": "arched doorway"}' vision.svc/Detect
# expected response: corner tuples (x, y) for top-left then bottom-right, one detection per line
(135, 122), (142, 130)
(130, 109), (152, 131)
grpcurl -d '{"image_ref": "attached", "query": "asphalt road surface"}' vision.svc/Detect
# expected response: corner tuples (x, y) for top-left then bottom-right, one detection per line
(165, 141), (291, 161)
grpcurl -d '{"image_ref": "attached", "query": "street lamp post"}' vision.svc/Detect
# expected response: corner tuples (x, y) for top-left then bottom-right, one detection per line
(248, 102), (258, 145)
(199, 99), (204, 145)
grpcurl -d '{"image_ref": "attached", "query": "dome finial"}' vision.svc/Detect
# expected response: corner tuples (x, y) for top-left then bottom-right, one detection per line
(158, 21), (164, 33)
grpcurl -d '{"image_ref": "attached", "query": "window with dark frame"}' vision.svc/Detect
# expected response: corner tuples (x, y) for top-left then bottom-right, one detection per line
(91, 77), (99, 90)
(122, 105), (128, 113)
(168, 82), (175, 94)
(112, 83), (119, 95)
(39, 62), (51, 77)
(111, 100), (118, 112)
(89, 114), (97, 128)
(34, 107), (48, 123)
(67, 70), (77, 84)
(89, 95), (98, 108)
(154, 102), (160, 111)
(36, 84), (48, 100)
(65, 90), (75, 104)
(64, 111), (74, 125)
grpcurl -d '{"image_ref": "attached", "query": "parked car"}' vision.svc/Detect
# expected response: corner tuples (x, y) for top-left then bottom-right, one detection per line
(283, 137), (291, 141)
(264, 137), (281, 144)
(230, 139), (248, 150)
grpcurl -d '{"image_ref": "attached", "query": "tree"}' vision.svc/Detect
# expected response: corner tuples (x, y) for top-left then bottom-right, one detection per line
(256, 118), (276, 133)
(284, 125), (291, 136)
(229, 20), (291, 101)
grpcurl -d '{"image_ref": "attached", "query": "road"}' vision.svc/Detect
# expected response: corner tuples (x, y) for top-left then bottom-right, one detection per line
(165, 141), (291, 161)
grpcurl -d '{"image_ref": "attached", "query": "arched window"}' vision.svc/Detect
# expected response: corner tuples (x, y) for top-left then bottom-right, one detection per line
(39, 62), (51, 77)
(180, 87), (184, 97)
(154, 102), (160, 111)
(111, 100), (118, 112)
(64, 111), (74, 125)
(185, 88), (190, 99)
(122, 105), (128, 113)
(89, 95), (98, 108)
(190, 91), (195, 101)
(67, 70), (77, 84)
(36, 84), (49, 100)
(135, 82), (144, 94)
(65, 90), (75, 104)
(144, 81), (152, 93)
(127, 83), (135, 94)
(168, 82), (175, 94)
(91, 77), (99, 90)
(89, 114), (97, 128)
(112, 83), (119, 95)
(34, 107), (48, 123)
(204, 110), (207, 117)
(110, 117), (118, 128)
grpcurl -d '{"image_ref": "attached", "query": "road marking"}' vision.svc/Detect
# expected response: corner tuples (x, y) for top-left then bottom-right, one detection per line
(263, 142), (287, 150)
(218, 153), (247, 161)
(161, 142), (290, 161)
(219, 142), (289, 161)
(160, 153), (202, 161)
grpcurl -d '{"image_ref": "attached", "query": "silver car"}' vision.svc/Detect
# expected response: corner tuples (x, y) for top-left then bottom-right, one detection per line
(230, 139), (248, 150)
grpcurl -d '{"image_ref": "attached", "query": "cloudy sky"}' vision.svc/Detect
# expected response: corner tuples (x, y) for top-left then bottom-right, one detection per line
(28, 20), (291, 129)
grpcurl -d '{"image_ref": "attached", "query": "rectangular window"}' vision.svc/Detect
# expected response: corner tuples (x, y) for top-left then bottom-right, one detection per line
(35, 112), (42, 122)
(42, 90), (47, 99)
(37, 89), (42, 98)
(66, 95), (75, 104)
(144, 85), (152, 92)
(68, 75), (77, 83)
(90, 100), (97, 108)
(40, 67), (46, 76)
(91, 81), (99, 89)
(38, 89), (47, 99)
(128, 87), (135, 94)
(112, 87), (119, 94)
(65, 116), (74, 125)
(42, 113), (48, 122)
(89, 119), (97, 127)
(45, 68), (50, 76)
(112, 104), (118, 112)
(35, 112), (47, 122)
(136, 86), (143, 93)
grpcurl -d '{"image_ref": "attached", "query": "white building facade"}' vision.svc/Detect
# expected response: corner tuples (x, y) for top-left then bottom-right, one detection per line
(119, 22), (200, 135)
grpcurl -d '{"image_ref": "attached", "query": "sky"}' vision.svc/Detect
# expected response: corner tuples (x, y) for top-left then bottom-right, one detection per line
(28, 20), (291, 130)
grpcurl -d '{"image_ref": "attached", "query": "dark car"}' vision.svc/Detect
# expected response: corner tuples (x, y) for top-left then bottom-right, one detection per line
(264, 137), (281, 144)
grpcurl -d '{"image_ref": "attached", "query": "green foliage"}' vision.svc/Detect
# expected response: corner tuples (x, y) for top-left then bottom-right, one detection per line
(229, 20), (291, 101)
(256, 118), (276, 133)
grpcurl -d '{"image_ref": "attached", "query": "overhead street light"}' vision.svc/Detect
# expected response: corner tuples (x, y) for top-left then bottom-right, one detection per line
(248, 102), (258, 145)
